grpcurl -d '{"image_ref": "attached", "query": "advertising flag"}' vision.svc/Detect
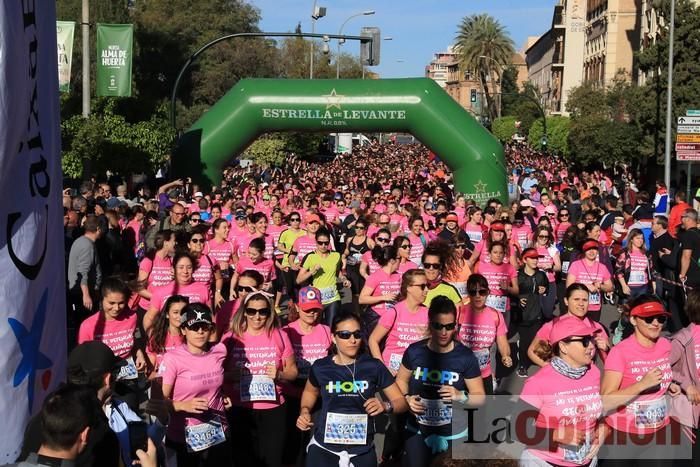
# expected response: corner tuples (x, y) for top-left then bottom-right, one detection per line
(0, 0), (66, 461)
(96, 23), (133, 96)
(56, 20), (75, 92)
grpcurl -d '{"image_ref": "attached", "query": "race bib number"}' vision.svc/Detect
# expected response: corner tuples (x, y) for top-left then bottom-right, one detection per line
(562, 431), (592, 465)
(319, 286), (336, 303)
(561, 261), (570, 274)
(347, 253), (362, 266)
(633, 397), (667, 430)
(473, 348), (491, 370)
(117, 357), (138, 381)
(324, 412), (368, 445)
(589, 292), (601, 306)
(518, 239), (528, 250)
(468, 231), (483, 244)
(628, 271), (646, 286)
(240, 375), (276, 402)
(415, 399), (452, 427)
(485, 295), (507, 313)
(389, 353), (402, 371)
(185, 419), (226, 452)
(452, 282), (468, 297)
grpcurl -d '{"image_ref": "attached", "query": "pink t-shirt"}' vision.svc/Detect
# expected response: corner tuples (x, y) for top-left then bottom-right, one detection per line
(363, 269), (402, 316)
(478, 261), (517, 313)
(215, 299), (239, 339)
(160, 343), (228, 443)
(232, 233), (255, 258)
(512, 225), (532, 250)
(291, 235), (318, 265)
(521, 364), (602, 466)
(536, 245), (559, 283)
(267, 224), (287, 258)
(361, 251), (381, 275)
(377, 301), (429, 371)
(245, 234), (276, 260)
(149, 281), (211, 312)
(235, 256), (276, 283)
(626, 250), (649, 287)
(222, 329), (294, 409)
(192, 254), (217, 286)
(457, 305), (507, 377)
(406, 233), (425, 265)
(693, 324), (700, 378)
(78, 310), (137, 358)
(555, 222), (571, 243)
(566, 259), (612, 311)
(147, 331), (184, 373)
(321, 206), (340, 224)
(397, 260), (418, 274)
(281, 321), (332, 397)
(464, 224), (484, 248)
(139, 255), (173, 309)
(205, 238), (235, 264)
(604, 335), (673, 434)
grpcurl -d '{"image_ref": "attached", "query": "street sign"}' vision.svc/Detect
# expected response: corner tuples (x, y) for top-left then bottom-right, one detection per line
(678, 116), (700, 125)
(677, 151), (700, 161)
(678, 125), (700, 134)
(676, 143), (700, 151)
(677, 134), (700, 143)
(687, 110), (700, 117)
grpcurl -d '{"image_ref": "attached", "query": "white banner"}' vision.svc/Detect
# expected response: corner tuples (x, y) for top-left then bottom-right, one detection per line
(56, 20), (75, 93)
(0, 1), (65, 461)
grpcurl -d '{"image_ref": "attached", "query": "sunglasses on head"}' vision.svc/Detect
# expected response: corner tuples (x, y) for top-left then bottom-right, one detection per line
(640, 315), (667, 325)
(563, 336), (594, 347)
(430, 322), (457, 331)
(190, 238), (204, 244)
(467, 289), (489, 297)
(423, 263), (441, 270)
(335, 330), (363, 340)
(244, 307), (271, 317)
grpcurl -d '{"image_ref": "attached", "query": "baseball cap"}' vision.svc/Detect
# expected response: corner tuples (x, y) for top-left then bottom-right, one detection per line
(629, 300), (671, 318)
(234, 210), (247, 220)
(520, 199), (533, 208)
(522, 248), (539, 260)
(180, 305), (214, 328)
(490, 222), (505, 232)
(306, 213), (321, 224)
(68, 341), (125, 375)
(549, 315), (599, 344)
(298, 286), (323, 311)
(193, 191), (204, 198)
(446, 213), (459, 223)
(581, 240), (599, 252)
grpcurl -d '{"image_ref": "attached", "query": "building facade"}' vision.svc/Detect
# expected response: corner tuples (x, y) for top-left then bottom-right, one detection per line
(425, 47), (458, 88)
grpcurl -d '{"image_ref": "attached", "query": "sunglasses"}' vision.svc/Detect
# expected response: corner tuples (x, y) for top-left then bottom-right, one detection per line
(379, 221), (389, 225)
(423, 263), (441, 270)
(467, 289), (489, 297)
(430, 322), (457, 331)
(245, 307), (271, 317)
(640, 315), (667, 325)
(400, 244), (411, 249)
(335, 330), (363, 340)
(190, 238), (204, 244)
(453, 243), (466, 249)
(559, 213), (570, 218)
(410, 283), (428, 290)
(564, 336), (594, 347)
(237, 285), (255, 293)
(290, 217), (301, 222)
(356, 225), (366, 230)
(317, 241), (330, 246)
(538, 235), (550, 239)
(187, 323), (212, 332)
(438, 222), (446, 227)
(377, 237), (390, 242)
(301, 308), (320, 314)
(190, 218), (201, 223)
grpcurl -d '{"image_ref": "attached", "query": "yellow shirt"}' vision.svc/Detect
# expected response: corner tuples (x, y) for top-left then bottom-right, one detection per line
(301, 251), (342, 304)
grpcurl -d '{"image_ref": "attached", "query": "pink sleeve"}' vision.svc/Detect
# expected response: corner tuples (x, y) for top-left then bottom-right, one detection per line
(160, 353), (177, 386)
(364, 273), (378, 291)
(508, 264), (517, 279)
(378, 309), (397, 329)
(236, 258), (248, 274)
(361, 251), (371, 263)
(604, 346), (626, 372)
(150, 289), (164, 312)
(520, 378), (543, 409)
(139, 257), (153, 274)
(535, 321), (553, 340)
(277, 330), (294, 359)
(77, 319), (93, 344)
(495, 311), (508, 336)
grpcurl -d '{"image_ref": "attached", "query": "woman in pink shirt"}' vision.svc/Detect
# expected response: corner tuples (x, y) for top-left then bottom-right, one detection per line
(136, 229), (175, 310)
(393, 235), (418, 274)
(360, 244), (403, 335)
(520, 317), (605, 467)
(601, 296), (681, 466)
(204, 219), (235, 283)
(188, 231), (224, 308)
(555, 208), (572, 243)
(476, 242), (519, 326)
(230, 237), (276, 299)
(406, 217), (427, 266)
(78, 278), (146, 376)
(615, 228), (654, 303)
(223, 291), (298, 467)
(566, 240), (614, 318)
(360, 229), (392, 278)
(458, 273), (512, 394)
(368, 269), (429, 375)
(161, 303), (233, 466)
(146, 294), (187, 375)
(463, 207), (484, 250)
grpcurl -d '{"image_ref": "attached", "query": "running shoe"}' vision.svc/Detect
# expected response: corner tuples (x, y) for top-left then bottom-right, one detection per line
(517, 366), (528, 378)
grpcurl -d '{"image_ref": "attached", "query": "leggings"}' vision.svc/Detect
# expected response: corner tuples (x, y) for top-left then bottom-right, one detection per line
(323, 300), (341, 327)
(306, 443), (377, 467)
(482, 375), (494, 395)
(166, 438), (233, 467)
(403, 431), (459, 467)
(541, 282), (557, 321)
(516, 321), (540, 370)
(228, 403), (287, 467)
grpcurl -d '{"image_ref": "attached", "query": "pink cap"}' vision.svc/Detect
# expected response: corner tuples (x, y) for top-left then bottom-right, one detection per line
(520, 199), (533, 208)
(549, 315), (599, 344)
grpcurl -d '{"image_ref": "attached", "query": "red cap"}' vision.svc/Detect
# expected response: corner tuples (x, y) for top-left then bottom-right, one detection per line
(306, 213), (321, 224)
(549, 315), (599, 344)
(490, 222), (505, 232)
(582, 240), (599, 252)
(298, 286), (323, 311)
(630, 301), (671, 318)
(522, 248), (539, 260)
(446, 213), (459, 223)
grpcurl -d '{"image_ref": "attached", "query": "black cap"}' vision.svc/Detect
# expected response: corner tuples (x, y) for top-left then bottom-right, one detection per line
(68, 341), (125, 375)
(180, 306), (214, 328)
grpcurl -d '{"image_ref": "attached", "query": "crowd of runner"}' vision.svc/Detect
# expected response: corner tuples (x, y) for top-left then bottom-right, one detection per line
(28, 140), (700, 467)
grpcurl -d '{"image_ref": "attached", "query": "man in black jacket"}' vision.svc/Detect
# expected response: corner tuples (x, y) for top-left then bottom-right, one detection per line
(651, 215), (682, 331)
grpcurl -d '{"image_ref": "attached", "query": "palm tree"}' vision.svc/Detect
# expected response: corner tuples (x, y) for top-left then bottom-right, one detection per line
(454, 14), (515, 121)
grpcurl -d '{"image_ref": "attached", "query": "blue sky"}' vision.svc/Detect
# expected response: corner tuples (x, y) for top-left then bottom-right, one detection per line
(248, 0), (556, 78)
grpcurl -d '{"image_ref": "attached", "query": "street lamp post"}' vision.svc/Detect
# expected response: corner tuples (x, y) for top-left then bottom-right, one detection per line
(309, 0), (326, 79)
(663, 0), (676, 208)
(337, 10), (375, 79)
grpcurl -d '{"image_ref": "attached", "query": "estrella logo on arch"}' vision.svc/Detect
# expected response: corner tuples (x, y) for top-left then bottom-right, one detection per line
(413, 366), (459, 385)
(325, 380), (369, 394)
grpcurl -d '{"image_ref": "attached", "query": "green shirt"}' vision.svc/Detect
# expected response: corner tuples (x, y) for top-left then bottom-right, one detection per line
(302, 251), (343, 304)
(424, 282), (462, 307)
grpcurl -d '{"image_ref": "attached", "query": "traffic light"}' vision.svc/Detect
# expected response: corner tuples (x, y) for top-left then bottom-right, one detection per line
(541, 136), (548, 150)
(360, 27), (381, 66)
(470, 89), (477, 103)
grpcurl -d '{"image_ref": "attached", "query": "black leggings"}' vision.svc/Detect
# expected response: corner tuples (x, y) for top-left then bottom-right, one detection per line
(402, 431), (454, 467)
(228, 403), (287, 467)
(306, 443), (377, 467)
(516, 321), (540, 370)
(166, 438), (233, 467)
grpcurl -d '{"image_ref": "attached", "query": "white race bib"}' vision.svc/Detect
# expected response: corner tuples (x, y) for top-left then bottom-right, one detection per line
(473, 348), (491, 370)
(319, 286), (336, 303)
(415, 399), (452, 427)
(485, 295), (507, 313)
(117, 357), (138, 381)
(633, 397), (667, 430)
(240, 374), (276, 402)
(628, 271), (646, 286)
(324, 412), (368, 445)
(451, 282), (468, 297)
(561, 261), (570, 274)
(468, 231), (483, 244)
(389, 353), (402, 371)
(185, 419), (226, 452)
(562, 431), (592, 465)
(589, 292), (601, 306)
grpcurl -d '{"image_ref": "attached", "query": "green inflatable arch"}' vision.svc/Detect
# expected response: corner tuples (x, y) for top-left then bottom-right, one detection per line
(174, 78), (506, 204)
